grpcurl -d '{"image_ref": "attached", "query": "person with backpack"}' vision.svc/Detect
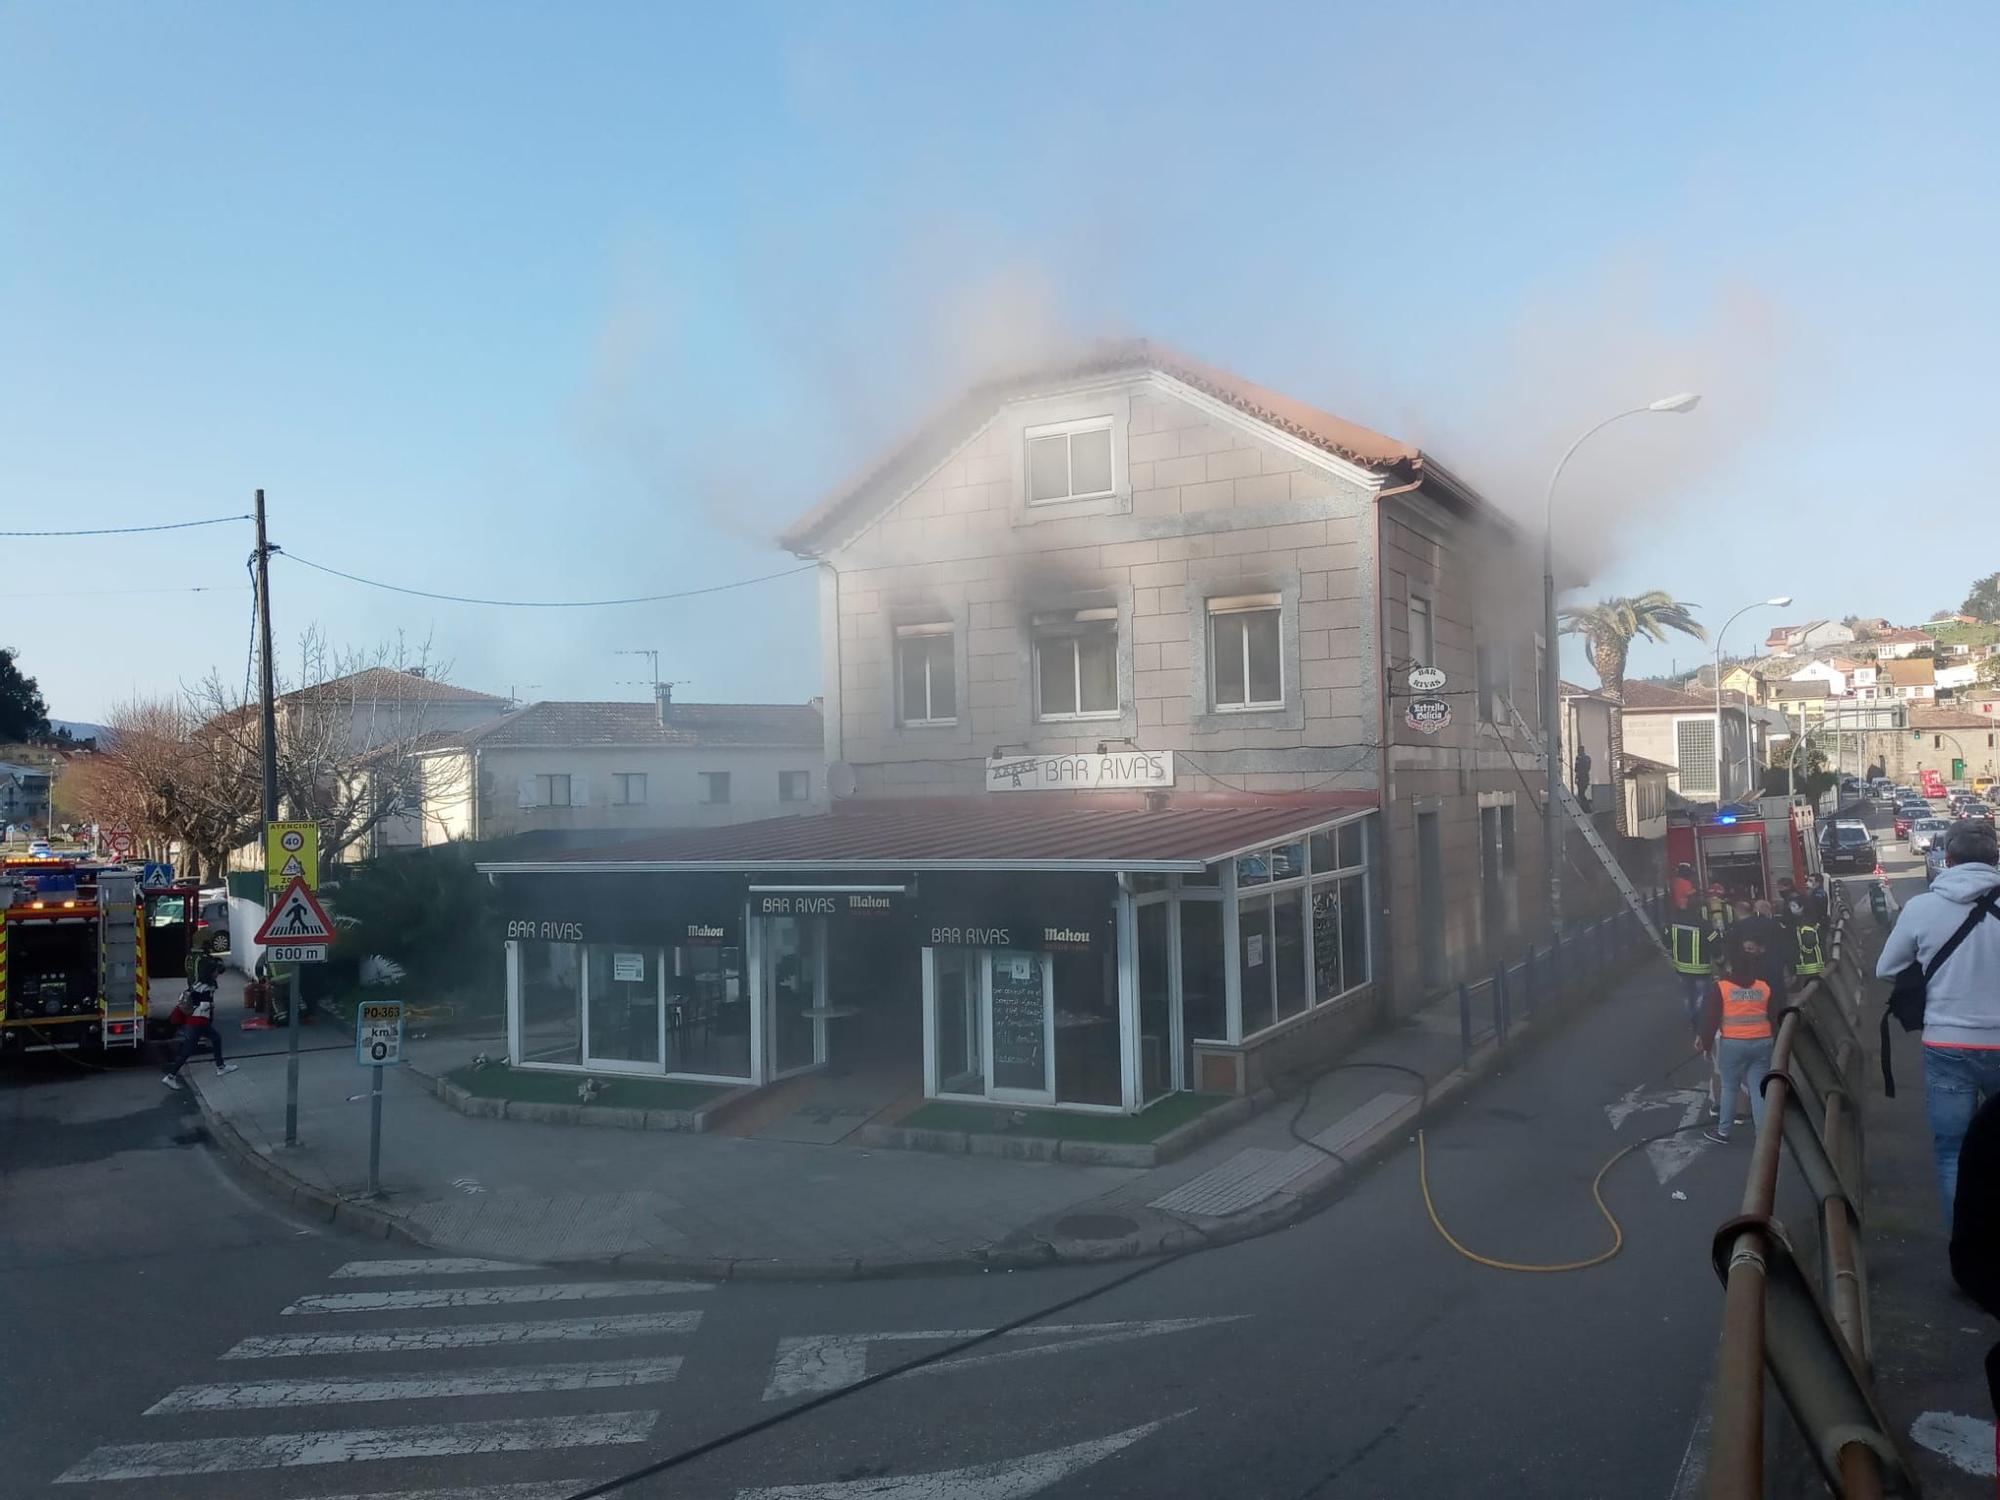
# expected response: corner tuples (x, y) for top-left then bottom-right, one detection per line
(1876, 819), (2000, 1223)
(161, 952), (239, 1090)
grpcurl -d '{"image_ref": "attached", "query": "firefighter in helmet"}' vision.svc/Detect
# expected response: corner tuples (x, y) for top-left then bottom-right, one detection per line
(1666, 862), (1711, 1019)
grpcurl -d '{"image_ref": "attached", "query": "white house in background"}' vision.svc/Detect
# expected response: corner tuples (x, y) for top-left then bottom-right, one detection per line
(1618, 680), (1757, 804)
(1872, 626), (1935, 659)
(415, 687), (824, 846)
(1766, 620), (1854, 652)
(1557, 681), (1616, 814)
(1847, 660), (1881, 698)
(1789, 658), (1856, 696)
(1937, 662), (1981, 694)
(1883, 657), (1938, 701)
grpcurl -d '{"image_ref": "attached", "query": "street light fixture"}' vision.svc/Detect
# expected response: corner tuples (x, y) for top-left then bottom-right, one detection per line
(1541, 394), (1703, 936)
(1713, 595), (1792, 803)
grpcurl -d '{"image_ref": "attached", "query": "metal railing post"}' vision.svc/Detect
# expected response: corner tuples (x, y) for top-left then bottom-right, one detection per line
(1494, 963), (1509, 1044)
(1458, 982), (1472, 1063)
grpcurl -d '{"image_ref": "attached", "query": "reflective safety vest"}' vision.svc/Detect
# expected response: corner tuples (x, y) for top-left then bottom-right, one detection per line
(1668, 922), (1709, 975)
(1720, 979), (1774, 1040)
(1793, 922), (1824, 977)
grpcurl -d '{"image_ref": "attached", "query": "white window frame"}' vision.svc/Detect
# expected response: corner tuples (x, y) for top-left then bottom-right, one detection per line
(1676, 718), (1719, 795)
(1023, 415), (1117, 507)
(536, 773), (572, 808)
(701, 771), (731, 805)
(1032, 610), (1121, 722)
(1208, 596), (1285, 713)
(611, 772), (647, 806)
(894, 622), (957, 726)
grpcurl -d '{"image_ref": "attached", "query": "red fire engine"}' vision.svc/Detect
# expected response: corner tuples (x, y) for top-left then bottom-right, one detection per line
(1664, 797), (1824, 906)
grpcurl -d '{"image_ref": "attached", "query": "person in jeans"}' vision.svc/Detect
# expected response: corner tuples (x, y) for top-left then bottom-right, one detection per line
(1696, 949), (1773, 1144)
(1876, 819), (2000, 1221)
(161, 955), (238, 1090)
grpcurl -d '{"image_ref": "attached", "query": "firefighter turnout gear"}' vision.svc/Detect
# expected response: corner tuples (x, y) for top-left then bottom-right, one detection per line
(1793, 920), (1824, 977)
(1669, 920), (1710, 976)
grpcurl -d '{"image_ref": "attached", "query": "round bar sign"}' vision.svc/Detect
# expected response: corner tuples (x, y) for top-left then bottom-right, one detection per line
(1404, 696), (1452, 734)
(1407, 665), (1447, 693)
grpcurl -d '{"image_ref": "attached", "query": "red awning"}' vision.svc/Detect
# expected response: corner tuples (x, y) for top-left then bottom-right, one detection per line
(478, 793), (1377, 876)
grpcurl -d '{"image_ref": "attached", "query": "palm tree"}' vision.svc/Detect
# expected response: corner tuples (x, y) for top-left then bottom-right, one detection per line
(1558, 592), (1707, 832)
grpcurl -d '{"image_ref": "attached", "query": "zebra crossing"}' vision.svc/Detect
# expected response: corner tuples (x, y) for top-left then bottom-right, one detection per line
(54, 1256), (708, 1491)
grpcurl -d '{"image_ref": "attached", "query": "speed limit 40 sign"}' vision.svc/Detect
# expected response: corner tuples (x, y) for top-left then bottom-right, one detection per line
(355, 1000), (405, 1068)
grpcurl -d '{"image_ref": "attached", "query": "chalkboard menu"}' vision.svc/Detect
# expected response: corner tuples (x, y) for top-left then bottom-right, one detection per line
(989, 951), (1047, 1092)
(1312, 887), (1341, 1000)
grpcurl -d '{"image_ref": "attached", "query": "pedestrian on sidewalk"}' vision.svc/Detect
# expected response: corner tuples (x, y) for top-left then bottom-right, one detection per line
(161, 957), (239, 1090)
(1876, 819), (2000, 1223)
(1696, 949), (1774, 1145)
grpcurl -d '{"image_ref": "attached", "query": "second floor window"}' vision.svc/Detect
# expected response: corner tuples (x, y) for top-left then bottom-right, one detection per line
(701, 772), (730, 805)
(1408, 593), (1434, 666)
(1025, 416), (1115, 505)
(1209, 597), (1283, 711)
(1477, 641), (1512, 723)
(1676, 719), (1718, 794)
(612, 773), (647, 806)
(779, 770), (810, 802)
(895, 624), (956, 725)
(534, 773), (572, 807)
(1034, 609), (1119, 719)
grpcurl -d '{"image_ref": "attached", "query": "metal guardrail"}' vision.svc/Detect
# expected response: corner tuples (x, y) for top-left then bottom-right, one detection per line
(1455, 894), (1664, 1061)
(1705, 880), (1917, 1498)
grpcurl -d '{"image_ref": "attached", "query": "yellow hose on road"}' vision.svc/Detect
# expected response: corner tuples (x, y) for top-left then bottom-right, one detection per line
(1417, 1128), (1642, 1274)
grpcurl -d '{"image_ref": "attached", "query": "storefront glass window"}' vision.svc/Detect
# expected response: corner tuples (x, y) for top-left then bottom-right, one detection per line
(517, 940), (581, 1066)
(1340, 874), (1369, 993)
(1274, 888), (1307, 1022)
(1235, 851), (1271, 888)
(584, 945), (660, 1069)
(668, 944), (750, 1079)
(766, 917), (822, 1076)
(1179, 897), (1225, 1084)
(1237, 891), (1274, 1037)
(1311, 873), (1371, 1005)
(1053, 945), (1121, 1106)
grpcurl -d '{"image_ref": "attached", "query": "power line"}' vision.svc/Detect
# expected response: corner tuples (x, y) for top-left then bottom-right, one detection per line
(0, 514), (250, 537)
(2, 584), (250, 599)
(277, 552), (816, 609)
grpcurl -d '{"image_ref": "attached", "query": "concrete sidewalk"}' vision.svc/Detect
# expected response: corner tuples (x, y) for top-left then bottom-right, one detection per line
(182, 948), (1661, 1280)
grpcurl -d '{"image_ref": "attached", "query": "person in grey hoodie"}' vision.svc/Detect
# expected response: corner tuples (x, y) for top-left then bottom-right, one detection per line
(1876, 819), (2000, 1220)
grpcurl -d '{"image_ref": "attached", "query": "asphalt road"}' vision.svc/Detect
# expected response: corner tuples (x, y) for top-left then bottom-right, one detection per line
(4, 956), (1754, 1500)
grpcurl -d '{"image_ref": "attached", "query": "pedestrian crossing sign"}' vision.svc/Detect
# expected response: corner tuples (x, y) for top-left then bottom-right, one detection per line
(254, 877), (335, 947)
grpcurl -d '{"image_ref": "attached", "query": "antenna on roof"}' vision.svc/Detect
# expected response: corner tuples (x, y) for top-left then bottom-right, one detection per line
(506, 684), (540, 709)
(613, 649), (661, 692)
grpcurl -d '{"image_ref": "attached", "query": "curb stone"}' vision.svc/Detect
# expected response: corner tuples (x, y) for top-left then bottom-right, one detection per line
(190, 953), (1641, 1281)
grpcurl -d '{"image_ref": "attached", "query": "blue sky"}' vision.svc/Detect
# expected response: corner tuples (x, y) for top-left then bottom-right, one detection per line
(5, 1), (1998, 719)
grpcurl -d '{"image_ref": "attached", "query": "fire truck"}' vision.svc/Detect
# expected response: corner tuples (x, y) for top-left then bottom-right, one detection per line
(0, 859), (199, 1057)
(1664, 797), (1824, 906)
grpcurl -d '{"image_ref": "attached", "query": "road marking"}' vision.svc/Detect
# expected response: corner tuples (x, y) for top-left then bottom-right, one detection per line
(763, 1317), (1248, 1400)
(1668, 1387), (1712, 1500)
(312, 1485), (591, 1500)
(1910, 1410), (1998, 1477)
(56, 1412), (658, 1482)
(1604, 1085), (1713, 1185)
(283, 1279), (710, 1314)
(225, 1310), (702, 1358)
(736, 1414), (1184, 1499)
(145, 1356), (685, 1412)
(330, 1258), (535, 1279)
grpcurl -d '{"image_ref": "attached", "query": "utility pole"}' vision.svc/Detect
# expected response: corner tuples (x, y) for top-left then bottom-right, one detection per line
(254, 490), (301, 1147)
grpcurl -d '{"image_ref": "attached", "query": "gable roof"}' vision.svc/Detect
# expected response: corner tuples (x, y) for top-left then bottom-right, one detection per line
(1875, 626), (1933, 643)
(429, 700), (822, 751)
(1559, 679), (1616, 701)
(779, 339), (1483, 555)
(1884, 658), (1936, 686)
(1619, 680), (1713, 711)
(283, 668), (503, 706)
(1769, 680), (1832, 700)
(1908, 706), (1996, 730)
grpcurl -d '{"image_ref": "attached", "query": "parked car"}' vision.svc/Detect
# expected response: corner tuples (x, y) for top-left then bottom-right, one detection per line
(1909, 818), (1952, 852)
(1928, 839), (1949, 884)
(1821, 820), (1879, 873)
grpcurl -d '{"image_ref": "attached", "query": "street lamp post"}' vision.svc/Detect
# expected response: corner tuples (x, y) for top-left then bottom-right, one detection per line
(1712, 596), (1792, 803)
(1542, 393), (1701, 936)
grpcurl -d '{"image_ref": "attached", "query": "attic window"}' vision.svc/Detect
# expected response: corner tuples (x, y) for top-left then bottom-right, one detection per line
(1025, 417), (1115, 505)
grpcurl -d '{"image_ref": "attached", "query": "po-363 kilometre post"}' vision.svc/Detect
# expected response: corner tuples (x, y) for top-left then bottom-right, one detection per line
(254, 828), (330, 1147)
(354, 1000), (404, 1199)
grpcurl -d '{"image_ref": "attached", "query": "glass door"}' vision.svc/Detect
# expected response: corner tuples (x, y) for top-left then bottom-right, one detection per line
(583, 946), (664, 1073)
(764, 916), (826, 1078)
(985, 948), (1054, 1103)
(928, 947), (983, 1096)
